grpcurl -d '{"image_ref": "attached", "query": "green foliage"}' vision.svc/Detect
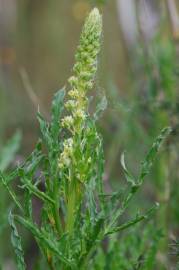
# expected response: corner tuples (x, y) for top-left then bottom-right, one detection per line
(0, 131), (21, 266)
(0, 8), (171, 270)
(94, 223), (162, 270)
(8, 211), (26, 270)
(102, 29), (178, 268)
(0, 131), (21, 223)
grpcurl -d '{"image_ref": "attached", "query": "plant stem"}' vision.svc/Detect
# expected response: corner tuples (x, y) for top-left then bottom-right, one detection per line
(53, 177), (63, 236)
(66, 179), (76, 234)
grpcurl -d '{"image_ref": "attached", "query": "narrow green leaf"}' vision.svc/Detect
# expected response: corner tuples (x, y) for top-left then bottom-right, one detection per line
(139, 127), (171, 184)
(5, 141), (43, 185)
(121, 152), (136, 185)
(15, 215), (74, 267)
(20, 179), (55, 205)
(37, 112), (50, 146)
(24, 190), (32, 219)
(105, 203), (159, 235)
(51, 88), (65, 140)
(8, 211), (26, 270)
(79, 217), (104, 266)
(0, 172), (23, 212)
(85, 178), (98, 222)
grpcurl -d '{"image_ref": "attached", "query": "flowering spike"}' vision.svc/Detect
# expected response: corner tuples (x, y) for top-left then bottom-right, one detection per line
(72, 7), (102, 93)
(59, 8), (102, 170)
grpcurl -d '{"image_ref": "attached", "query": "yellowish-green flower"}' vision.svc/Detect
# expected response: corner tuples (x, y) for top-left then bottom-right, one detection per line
(59, 138), (74, 168)
(61, 116), (74, 129)
(59, 7), (102, 170)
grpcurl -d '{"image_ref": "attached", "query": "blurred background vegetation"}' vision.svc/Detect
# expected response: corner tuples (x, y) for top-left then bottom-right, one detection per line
(1, 0), (179, 269)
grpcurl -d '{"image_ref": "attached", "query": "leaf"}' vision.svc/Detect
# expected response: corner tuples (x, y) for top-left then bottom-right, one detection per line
(5, 140), (43, 185)
(85, 178), (98, 222)
(105, 203), (159, 235)
(86, 217), (104, 252)
(8, 211), (26, 270)
(0, 172), (23, 212)
(94, 95), (107, 121)
(51, 88), (65, 140)
(121, 152), (136, 186)
(15, 215), (74, 267)
(79, 216), (104, 266)
(106, 128), (171, 230)
(139, 127), (171, 184)
(22, 151), (44, 178)
(37, 112), (51, 146)
(24, 190), (32, 219)
(37, 88), (65, 151)
(0, 131), (21, 172)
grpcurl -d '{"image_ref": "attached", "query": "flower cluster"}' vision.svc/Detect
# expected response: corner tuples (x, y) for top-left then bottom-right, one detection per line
(59, 138), (74, 169)
(59, 8), (102, 170)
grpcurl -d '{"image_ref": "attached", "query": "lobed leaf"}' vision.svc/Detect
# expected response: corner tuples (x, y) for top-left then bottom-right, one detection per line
(15, 215), (74, 267)
(139, 127), (171, 184)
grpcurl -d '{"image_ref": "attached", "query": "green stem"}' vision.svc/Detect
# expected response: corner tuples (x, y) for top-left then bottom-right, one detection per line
(53, 178), (63, 236)
(66, 180), (76, 234)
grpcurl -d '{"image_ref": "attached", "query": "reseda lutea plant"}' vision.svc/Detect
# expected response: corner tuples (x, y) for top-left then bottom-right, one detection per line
(0, 8), (171, 270)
